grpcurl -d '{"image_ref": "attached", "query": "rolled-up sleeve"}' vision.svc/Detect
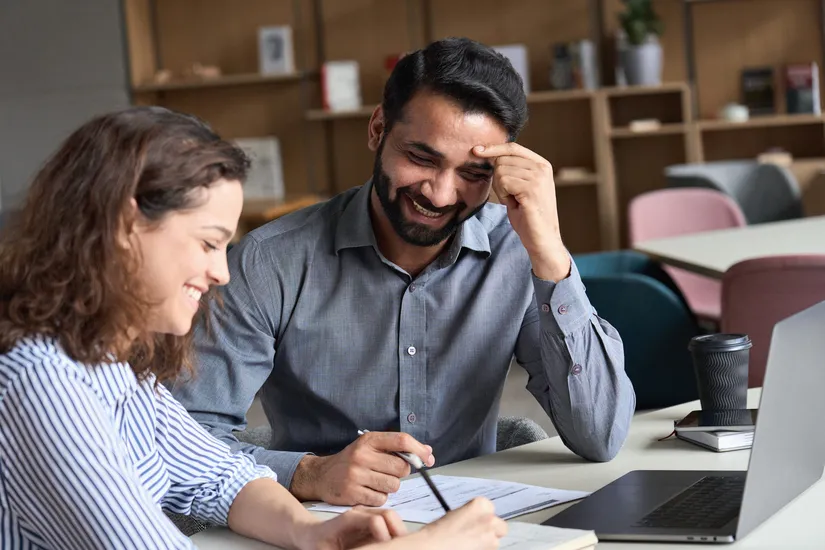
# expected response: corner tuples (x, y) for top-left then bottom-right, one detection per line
(154, 383), (277, 525)
(515, 257), (636, 462)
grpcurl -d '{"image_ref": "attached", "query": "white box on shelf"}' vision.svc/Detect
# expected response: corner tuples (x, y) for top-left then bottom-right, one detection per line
(258, 26), (295, 75)
(322, 60), (362, 112)
(234, 137), (285, 201)
(492, 44), (530, 94)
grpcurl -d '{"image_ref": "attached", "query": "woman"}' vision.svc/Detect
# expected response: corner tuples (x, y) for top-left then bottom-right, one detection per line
(0, 107), (507, 549)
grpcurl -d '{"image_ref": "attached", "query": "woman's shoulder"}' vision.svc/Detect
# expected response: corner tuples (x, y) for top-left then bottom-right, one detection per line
(0, 336), (134, 403)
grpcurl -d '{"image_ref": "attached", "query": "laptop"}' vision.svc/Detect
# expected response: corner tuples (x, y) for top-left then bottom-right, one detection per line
(543, 299), (825, 543)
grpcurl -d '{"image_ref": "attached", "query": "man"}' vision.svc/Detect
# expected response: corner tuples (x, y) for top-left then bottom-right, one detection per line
(171, 37), (635, 507)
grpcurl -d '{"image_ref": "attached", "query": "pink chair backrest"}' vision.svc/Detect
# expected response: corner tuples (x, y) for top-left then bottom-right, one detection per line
(629, 188), (747, 243)
(722, 255), (825, 388)
(629, 189), (748, 320)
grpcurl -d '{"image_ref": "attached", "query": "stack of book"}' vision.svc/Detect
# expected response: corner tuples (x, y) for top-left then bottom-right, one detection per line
(673, 409), (756, 452)
(676, 429), (754, 452)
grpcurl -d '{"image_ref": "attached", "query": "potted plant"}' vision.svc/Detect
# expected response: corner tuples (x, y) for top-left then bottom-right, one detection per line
(618, 0), (664, 86)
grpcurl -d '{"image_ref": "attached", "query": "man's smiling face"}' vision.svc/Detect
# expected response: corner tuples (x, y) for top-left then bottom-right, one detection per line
(371, 90), (509, 247)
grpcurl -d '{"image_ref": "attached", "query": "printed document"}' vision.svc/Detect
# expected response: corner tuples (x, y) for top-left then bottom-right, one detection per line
(309, 475), (590, 524)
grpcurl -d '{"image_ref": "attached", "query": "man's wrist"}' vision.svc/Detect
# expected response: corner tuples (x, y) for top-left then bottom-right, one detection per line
(530, 245), (571, 283)
(290, 455), (323, 501)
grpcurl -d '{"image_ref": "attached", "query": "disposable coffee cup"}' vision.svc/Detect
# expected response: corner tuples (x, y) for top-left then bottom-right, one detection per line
(688, 334), (752, 411)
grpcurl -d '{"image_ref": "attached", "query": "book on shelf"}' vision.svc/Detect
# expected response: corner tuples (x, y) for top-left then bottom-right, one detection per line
(676, 430), (754, 453)
(321, 60), (362, 112)
(785, 62), (821, 115)
(741, 66), (775, 115)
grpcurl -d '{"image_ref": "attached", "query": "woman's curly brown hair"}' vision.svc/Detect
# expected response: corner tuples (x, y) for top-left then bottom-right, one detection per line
(0, 106), (249, 382)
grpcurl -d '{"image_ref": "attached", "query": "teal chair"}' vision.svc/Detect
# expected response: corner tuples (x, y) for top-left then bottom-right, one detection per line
(575, 250), (700, 410)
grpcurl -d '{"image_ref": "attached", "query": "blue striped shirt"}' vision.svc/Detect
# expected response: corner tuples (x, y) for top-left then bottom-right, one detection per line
(0, 336), (277, 549)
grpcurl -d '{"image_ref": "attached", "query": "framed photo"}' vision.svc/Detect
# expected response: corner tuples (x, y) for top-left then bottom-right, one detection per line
(234, 137), (285, 201)
(258, 26), (295, 75)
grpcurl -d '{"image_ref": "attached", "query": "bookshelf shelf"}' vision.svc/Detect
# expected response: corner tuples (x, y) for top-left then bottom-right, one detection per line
(697, 114), (824, 131)
(306, 89), (596, 121)
(602, 83), (690, 97)
(305, 107), (377, 121)
(610, 124), (688, 138)
(527, 89), (595, 103)
(132, 71), (307, 93)
(557, 174), (600, 186)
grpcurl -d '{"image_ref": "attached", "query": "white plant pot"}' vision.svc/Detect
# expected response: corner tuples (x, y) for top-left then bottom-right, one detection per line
(622, 39), (662, 86)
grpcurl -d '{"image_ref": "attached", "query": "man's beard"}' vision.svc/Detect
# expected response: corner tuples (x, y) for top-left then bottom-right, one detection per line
(372, 141), (486, 247)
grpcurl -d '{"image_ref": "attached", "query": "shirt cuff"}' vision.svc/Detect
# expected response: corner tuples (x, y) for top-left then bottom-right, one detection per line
(195, 459), (278, 526)
(253, 448), (311, 491)
(532, 258), (591, 335)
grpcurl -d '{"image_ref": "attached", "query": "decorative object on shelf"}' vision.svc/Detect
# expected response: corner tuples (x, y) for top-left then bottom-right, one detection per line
(152, 69), (173, 84)
(550, 43), (574, 90)
(258, 26), (295, 75)
(385, 53), (403, 78)
(618, 0), (664, 86)
(785, 62), (821, 115)
(551, 40), (599, 91)
(741, 67), (775, 115)
(629, 119), (662, 133)
(233, 137), (285, 201)
(321, 60), (363, 112)
(757, 148), (793, 168)
(718, 103), (750, 123)
(493, 44), (530, 93)
(182, 63), (222, 80)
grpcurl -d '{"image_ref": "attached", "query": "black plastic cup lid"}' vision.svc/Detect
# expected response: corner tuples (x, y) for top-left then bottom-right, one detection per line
(689, 333), (753, 353)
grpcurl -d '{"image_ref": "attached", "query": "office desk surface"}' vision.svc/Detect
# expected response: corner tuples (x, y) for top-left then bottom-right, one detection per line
(192, 389), (825, 548)
(633, 215), (825, 279)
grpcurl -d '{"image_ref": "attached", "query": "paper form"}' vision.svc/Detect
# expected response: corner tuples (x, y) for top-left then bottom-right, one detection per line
(309, 475), (590, 524)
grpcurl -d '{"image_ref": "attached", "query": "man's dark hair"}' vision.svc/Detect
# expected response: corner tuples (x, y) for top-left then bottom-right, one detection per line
(381, 37), (528, 141)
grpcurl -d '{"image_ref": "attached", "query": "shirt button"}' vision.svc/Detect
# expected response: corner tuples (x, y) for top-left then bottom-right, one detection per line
(407, 346), (417, 356)
(541, 303), (550, 313)
(409, 283), (417, 292)
(558, 304), (569, 315)
(571, 364), (583, 375)
(407, 412), (417, 424)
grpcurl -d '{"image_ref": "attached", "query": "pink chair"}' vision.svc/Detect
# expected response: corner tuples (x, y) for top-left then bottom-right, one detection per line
(722, 255), (825, 388)
(629, 188), (747, 321)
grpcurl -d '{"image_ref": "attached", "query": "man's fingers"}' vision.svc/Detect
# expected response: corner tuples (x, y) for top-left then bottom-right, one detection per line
(473, 142), (546, 164)
(491, 154), (536, 170)
(495, 165), (534, 182)
(351, 485), (390, 507)
(366, 431), (433, 465)
(361, 469), (404, 495)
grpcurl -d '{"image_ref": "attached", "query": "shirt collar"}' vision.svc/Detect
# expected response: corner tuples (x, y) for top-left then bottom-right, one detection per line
(334, 179), (491, 258)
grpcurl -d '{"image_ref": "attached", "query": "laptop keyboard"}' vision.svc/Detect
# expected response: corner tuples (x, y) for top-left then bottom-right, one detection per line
(634, 476), (745, 529)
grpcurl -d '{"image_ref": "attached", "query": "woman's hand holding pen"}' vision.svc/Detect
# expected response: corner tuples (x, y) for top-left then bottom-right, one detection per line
(291, 431), (435, 506)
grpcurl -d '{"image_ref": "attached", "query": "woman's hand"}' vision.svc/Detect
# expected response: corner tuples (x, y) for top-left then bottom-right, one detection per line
(295, 507), (408, 550)
(415, 497), (507, 550)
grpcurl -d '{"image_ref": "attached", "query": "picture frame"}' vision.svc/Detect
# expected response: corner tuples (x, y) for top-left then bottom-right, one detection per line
(258, 26), (295, 75)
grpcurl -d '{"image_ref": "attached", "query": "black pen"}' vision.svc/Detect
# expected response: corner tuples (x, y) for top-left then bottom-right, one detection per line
(357, 429), (451, 512)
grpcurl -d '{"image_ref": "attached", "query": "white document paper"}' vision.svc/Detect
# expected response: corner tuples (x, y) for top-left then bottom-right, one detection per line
(309, 475), (590, 524)
(499, 522), (597, 549)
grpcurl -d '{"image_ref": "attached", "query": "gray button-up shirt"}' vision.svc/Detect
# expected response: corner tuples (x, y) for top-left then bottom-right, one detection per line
(170, 182), (636, 488)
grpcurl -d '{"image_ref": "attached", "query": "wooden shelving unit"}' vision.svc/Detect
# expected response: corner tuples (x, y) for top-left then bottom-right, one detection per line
(121, 0), (825, 250)
(133, 71), (308, 93)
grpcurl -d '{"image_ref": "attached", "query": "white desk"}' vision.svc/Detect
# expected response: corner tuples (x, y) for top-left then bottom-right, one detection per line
(192, 389), (825, 548)
(633, 215), (825, 279)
